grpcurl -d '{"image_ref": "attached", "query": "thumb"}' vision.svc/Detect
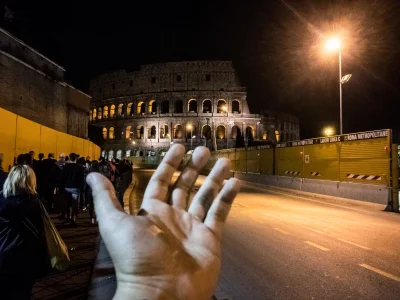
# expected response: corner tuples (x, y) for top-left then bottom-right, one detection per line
(86, 172), (125, 225)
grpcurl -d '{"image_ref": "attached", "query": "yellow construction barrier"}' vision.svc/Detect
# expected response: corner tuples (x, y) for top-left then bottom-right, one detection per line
(275, 146), (303, 177)
(0, 107), (100, 171)
(303, 143), (340, 181)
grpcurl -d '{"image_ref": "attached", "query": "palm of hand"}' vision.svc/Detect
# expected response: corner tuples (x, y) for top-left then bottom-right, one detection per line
(89, 145), (240, 300)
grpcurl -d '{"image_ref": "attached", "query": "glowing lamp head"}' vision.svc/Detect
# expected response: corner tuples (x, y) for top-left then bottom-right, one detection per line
(187, 125), (192, 130)
(323, 127), (335, 136)
(326, 38), (340, 51)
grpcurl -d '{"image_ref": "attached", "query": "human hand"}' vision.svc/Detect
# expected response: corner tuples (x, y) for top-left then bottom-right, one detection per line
(87, 145), (240, 300)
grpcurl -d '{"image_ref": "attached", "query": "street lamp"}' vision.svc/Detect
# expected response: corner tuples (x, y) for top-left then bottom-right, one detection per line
(325, 37), (352, 135)
(323, 126), (335, 137)
(187, 124), (193, 151)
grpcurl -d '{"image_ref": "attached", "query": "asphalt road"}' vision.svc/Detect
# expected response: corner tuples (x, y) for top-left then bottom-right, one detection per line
(131, 170), (400, 300)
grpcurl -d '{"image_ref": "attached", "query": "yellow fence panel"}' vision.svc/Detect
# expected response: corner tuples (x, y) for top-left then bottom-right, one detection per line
(56, 132), (73, 158)
(340, 138), (390, 185)
(40, 126), (58, 157)
(83, 140), (90, 159)
(247, 149), (260, 173)
(276, 146), (303, 177)
(260, 148), (274, 175)
(15, 116), (41, 156)
(228, 150), (236, 171)
(72, 137), (84, 157)
(234, 149), (247, 172)
(303, 143), (339, 181)
(0, 108), (17, 170)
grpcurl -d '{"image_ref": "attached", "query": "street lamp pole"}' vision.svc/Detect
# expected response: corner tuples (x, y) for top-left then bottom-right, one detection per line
(191, 126), (193, 151)
(339, 50), (343, 135)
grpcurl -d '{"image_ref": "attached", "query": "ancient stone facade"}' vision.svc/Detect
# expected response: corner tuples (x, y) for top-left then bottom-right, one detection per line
(0, 27), (90, 138)
(89, 61), (299, 159)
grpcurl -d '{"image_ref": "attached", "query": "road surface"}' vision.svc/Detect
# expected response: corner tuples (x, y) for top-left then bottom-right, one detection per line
(131, 170), (400, 300)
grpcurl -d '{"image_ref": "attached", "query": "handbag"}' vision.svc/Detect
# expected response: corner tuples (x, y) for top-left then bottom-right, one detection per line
(39, 202), (70, 271)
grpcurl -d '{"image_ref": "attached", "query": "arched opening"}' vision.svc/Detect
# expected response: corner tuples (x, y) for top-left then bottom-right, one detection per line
(101, 150), (106, 158)
(108, 150), (114, 161)
(137, 102), (145, 114)
(136, 126), (144, 139)
(102, 128), (108, 139)
(149, 125), (156, 139)
(173, 124), (184, 139)
(160, 125), (169, 139)
(217, 100), (227, 113)
(275, 130), (280, 142)
(246, 126), (255, 139)
(202, 99), (212, 113)
(103, 106), (109, 118)
(109, 127), (115, 139)
(231, 126), (240, 139)
(110, 105), (116, 117)
(161, 100), (169, 114)
(125, 126), (133, 139)
(139, 150), (144, 156)
(127, 103), (133, 116)
(202, 125), (212, 140)
(89, 110), (92, 121)
(263, 132), (268, 140)
(118, 104), (124, 116)
(188, 99), (197, 112)
(216, 125), (226, 139)
(93, 109), (97, 120)
(116, 150), (122, 160)
(186, 125), (196, 139)
(149, 100), (157, 114)
(97, 107), (102, 120)
(232, 100), (240, 113)
(126, 150), (131, 157)
(175, 100), (183, 113)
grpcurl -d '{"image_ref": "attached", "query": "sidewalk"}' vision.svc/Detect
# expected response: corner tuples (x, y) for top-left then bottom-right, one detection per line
(32, 211), (99, 300)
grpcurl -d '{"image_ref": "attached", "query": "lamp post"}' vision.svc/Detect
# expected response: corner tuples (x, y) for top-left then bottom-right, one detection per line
(325, 38), (352, 135)
(187, 124), (193, 152)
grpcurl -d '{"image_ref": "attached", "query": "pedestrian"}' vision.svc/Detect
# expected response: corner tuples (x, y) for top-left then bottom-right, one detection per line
(41, 153), (62, 213)
(33, 153), (46, 206)
(110, 159), (118, 184)
(0, 165), (48, 299)
(29, 150), (37, 166)
(60, 153), (84, 226)
(24, 153), (33, 166)
(77, 157), (87, 210)
(55, 153), (66, 169)
(85, 160), (99, 224)
(99, 156), (112, 180)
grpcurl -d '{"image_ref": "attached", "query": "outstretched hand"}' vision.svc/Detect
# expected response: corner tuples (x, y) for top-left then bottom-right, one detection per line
(87, 145), (240, 300)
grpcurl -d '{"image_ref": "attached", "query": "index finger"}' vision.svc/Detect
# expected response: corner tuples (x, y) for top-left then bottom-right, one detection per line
(143, 144), (185, 202)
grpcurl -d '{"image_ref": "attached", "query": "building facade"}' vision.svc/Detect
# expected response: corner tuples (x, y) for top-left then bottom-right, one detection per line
(89, 61), (299, 159)
(0, 27), (90, 138)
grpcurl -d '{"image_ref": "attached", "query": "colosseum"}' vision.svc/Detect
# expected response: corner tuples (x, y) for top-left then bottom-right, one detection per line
(88, 61), (300, 159)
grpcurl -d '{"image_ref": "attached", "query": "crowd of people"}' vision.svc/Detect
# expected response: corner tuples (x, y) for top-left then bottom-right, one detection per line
(0, 151), (132, 299)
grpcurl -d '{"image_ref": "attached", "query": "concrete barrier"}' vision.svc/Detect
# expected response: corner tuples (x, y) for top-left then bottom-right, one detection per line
(234, 172), (390, 206)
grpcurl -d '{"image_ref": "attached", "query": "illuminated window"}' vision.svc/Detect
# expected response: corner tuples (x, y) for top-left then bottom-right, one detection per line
(98, 107), (102, 120)
(109, 127), (115, 139)
(216, 125), (226, 139)
(263, 132), (268, 140)
(149, 100), (156, 114)
(232, 100), (240, 113)
(127, 103), (133, 116)
(125, 126), (133, 139)
(202, 99), (212, 113)
(137, 102), (145, 114)
(231, 126), (240, 139)
(110, 105), (115, 117)
(102, 128), (108, 139)
(103, 106), (109, 118)
(93, 108), (97, 120)
(136, 126), (144, 139)
(173, 124), (183, 139)
(89, 110), (92, 121)
(217, 99), (227, 113)
(188, 99), (197, 112)
(148, 126), (156, 139)
(126, 150), (131, 157)
(116, 150), (122, 160)
(118, 103), (124, 116)
(275, 130), (280, 142)
(160, 125), (169, 138)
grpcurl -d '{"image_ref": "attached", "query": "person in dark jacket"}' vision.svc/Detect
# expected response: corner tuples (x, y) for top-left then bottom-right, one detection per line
(61, 153), (84, 226)
(40, 153), (62, 212)
(0, 165), (48, 299)
(85, 160), (99, 224)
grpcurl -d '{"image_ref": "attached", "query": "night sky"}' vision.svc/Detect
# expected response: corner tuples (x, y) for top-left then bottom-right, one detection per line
(2, 0), (400, 139)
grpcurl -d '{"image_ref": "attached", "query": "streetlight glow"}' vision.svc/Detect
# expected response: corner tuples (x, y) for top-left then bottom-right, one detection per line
(132, 141), (136, 145)
(187, 124), (192, 129)
(323, 127), (335, 137)
(326, 38), (340, 51)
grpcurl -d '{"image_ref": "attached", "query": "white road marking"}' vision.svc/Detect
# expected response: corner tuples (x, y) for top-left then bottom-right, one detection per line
(304, 241), (330, 251)
(359, 264), (400, 282)
(273, 228), (291, 235)
(301, 225), (325, 234)
(337, 238), (371, 250)
(242, 184), (372, 213)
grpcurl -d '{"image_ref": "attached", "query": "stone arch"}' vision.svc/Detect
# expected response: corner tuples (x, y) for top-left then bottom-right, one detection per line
(202, 99), (212, 113)
(126, 150), (131, 157)
(136, 126), (144, 139)
(188, 99), (197, 112)
(109, 127), (115, 139)
(231, 125), (240, 139)
(102, 127), (108, 139)
(232, 100), (240, 113)
(216, 125), (226, 139)
(125, 125), (133, 139)
(149, 100), (157, 114)
(93, 108), (97, 120)
(116, 150), (123, 160)
(98, 107), (102, 120)
(149, 125), (157, 139)
(175, 100), (183, 113)
(110, 104), (116, 117)
(137, 102), (145, 114)
(161, 100), (169, 114)
(118, 103), (124, 116)
(127, 102), (133, 116)
(173, 124), (184, 139)
(103, 106), (109, 118)
(160, 124), (169, 138)
(108, 150), (114, 161)
(202, 125), (212, 140)
(186, 124), (196, 139)
(217, 99), (227, 113)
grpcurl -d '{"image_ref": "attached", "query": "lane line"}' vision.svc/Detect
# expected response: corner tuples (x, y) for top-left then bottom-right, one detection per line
(242, 183), (372, 213)
(273, 228), (291, 235)
(337, 238), (372, 250)
(359, 264), (400, 282)
(301, 225), (325, 234)
(304, 241), (330, 251)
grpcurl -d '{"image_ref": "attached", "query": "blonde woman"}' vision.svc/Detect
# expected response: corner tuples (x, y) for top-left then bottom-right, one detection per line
(0, 165), (48, 299)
